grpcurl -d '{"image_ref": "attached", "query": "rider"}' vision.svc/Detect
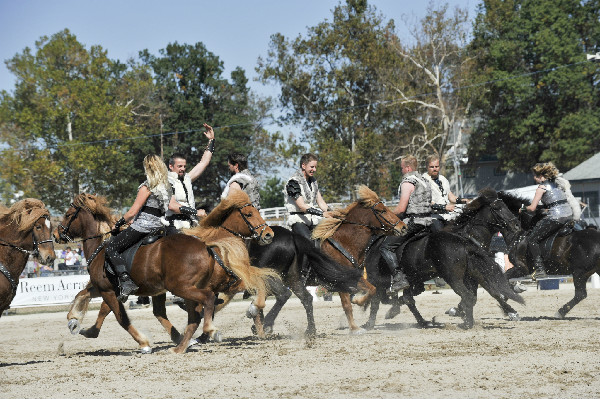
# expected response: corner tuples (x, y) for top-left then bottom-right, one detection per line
(521, 162), (574, 280)
(422, 154), (469, 231)
(380, 155), (432, 293)
(221, 153), (261, 209)
(284, 153), (332, 242)
(166, 123), (215, 231)
(106, 154), (203, 302)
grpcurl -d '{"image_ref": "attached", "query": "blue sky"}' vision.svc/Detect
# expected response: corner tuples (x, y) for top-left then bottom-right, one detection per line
(0, 0), (478, 99)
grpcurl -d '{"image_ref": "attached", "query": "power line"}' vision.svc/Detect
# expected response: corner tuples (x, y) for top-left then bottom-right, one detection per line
(0, 58), (595, 152)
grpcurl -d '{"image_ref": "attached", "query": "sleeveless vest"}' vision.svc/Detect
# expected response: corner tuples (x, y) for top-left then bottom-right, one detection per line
(540, 180), (573, 221)
(222, 169), (261, 210)
(422, 172), (457, 221)
(131, 182), (170, 233)
(167, 172), (196, 229)
(284, 170), (321, 227)
(401, 171), (432, 226)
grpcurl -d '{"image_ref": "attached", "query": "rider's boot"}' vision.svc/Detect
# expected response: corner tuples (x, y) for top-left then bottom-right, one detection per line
(389, 269), (410, 293)
(115, 266), (138, 303)
(531, 257), (548, 280)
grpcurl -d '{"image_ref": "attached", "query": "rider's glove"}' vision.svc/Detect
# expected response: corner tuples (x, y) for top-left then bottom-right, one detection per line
(305, 207), (324, 217)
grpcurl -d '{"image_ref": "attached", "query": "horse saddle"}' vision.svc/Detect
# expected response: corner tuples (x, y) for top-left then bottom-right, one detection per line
(105, 228), (167, 275)
(540, 221), (581, 260)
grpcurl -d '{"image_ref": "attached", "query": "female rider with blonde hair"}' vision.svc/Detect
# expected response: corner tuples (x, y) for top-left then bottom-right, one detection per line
(106, 154), (201, 302)
(522, 162), (574, 280)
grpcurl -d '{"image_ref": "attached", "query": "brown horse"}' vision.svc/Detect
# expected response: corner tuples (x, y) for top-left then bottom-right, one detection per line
(54, 191), (277, 353)
(0, 198), (55, 316)
(311, 186), (406, 334)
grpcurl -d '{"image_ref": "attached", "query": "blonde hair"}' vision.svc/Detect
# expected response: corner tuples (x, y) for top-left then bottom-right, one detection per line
(401, 155), (418, 170)
(143, 154), (169, 190)
(532, 162), (559, 180)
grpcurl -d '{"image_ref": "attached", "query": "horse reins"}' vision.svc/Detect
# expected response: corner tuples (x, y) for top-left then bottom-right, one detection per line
(221, 203), (269, 241)
(57, 203), (109, 244)
(0, 215), (54, 296)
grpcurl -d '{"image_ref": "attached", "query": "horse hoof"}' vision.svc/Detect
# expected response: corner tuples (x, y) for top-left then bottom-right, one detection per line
(508, 312), (520, 321)
(513, 282), (527, 293)
(385, 306), (401, 320)
(349, 328), (366, 335)
(67, 319), (81, 335)
(187, 338), (200, 348)
(361, 322), (375, 330)
(246, 303), (258, 319)
(140, 346), (152, 354)
(212, 331), (223, 343)
(445, 307), (459, 317)
(554, 311), (565, 319)
(264, 325), (273, 335)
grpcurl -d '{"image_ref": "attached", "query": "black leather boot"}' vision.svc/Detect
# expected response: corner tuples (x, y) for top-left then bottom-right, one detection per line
(531, 257), (548, 280)
(117, 272), (138, 302)
(388, 270), (410, 294)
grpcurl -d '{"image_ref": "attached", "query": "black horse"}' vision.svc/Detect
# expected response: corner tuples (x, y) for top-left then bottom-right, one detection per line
(246, 225), (364, 337)
(498, 191), (600, 318)
(363, 188), (524, 329)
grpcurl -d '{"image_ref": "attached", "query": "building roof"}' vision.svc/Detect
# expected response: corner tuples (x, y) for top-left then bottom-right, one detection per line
(563, 153), (600, 181)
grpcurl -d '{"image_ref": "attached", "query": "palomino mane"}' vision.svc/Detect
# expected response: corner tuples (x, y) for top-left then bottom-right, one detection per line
(184, 190), (252, 241)
(72, 193), (116, 226)
(312, 185), (380, 241)
(0, 198), (50, 232)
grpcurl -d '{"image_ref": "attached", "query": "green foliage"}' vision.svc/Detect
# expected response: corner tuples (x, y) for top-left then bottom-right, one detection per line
(0, 29), (150, 211)
(139, 43), (280, 207)
(259, 176), (284, 208)
(468, 0), (600, 172)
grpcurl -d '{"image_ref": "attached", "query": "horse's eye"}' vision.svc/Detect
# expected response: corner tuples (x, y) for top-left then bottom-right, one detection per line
(244, 212), (253, 218)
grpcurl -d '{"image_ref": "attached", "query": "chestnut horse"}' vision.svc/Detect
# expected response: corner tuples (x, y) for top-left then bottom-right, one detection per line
(0, 198), (55, 316)
(311, 185), (406, 334)
(54, 191), (276, 353)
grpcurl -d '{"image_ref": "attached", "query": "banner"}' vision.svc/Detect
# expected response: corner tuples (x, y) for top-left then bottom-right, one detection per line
(12, 275), (97, 308)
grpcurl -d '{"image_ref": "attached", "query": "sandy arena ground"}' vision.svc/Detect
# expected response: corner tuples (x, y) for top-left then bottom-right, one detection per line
(1, 282), (600, 399)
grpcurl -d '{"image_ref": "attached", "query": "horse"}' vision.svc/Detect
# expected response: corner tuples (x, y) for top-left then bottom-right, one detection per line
(0, 198), (55, 316)
(54, 191), (277, 353)
(361, 188), (525, 329)
(236, 185), (405, 337)
(308, 185), (406, 334)
(499, 190), (600, 318)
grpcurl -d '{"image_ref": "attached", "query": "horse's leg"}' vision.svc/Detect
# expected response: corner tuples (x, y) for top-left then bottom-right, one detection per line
(79, 301), (112, 338)
(556, 273), (588, 319)
(385, 294), (404, 320)
(287, 279), (316, 338)
(261, 281), (293, 335)
(151, 293), (182, 345)
(362, 288), (381, 330)
(349, 277), (376, 307)
(100, 291), (152, 353)
(401, 290), (430, 327)
(67, 283), (99, 335)
(250, 286), (267, 339)
(171, 288), (216, 354)
(339, 292), (365, 334)
(444, 279), (477, 329)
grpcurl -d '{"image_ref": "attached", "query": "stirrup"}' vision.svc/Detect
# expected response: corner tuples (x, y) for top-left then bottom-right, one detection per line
(531, 268), (548, 281)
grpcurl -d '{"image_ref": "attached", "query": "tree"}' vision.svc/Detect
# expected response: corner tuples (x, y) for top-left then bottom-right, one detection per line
(383, 1), (474, 171)
(258, 0), (403, 201)
(140, 42), (279, 207)
(259, 176), (284, 208)
(468, 0), (600, 172)
(0, 29), (154, 210)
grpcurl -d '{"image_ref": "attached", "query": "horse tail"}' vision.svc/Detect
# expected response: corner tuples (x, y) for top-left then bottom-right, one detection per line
(206, 237), (280, 295)
(465, 242), (525, 305)
(294, 235), (363, 293)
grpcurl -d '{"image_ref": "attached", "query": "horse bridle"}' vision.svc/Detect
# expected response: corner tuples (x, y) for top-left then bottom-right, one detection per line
(57, 203), (107, 243)
(221, 203), (269, 241)
(465, 198), (521, 249)
(336, 201), (402, 233)
(0, 215), (53, 258)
